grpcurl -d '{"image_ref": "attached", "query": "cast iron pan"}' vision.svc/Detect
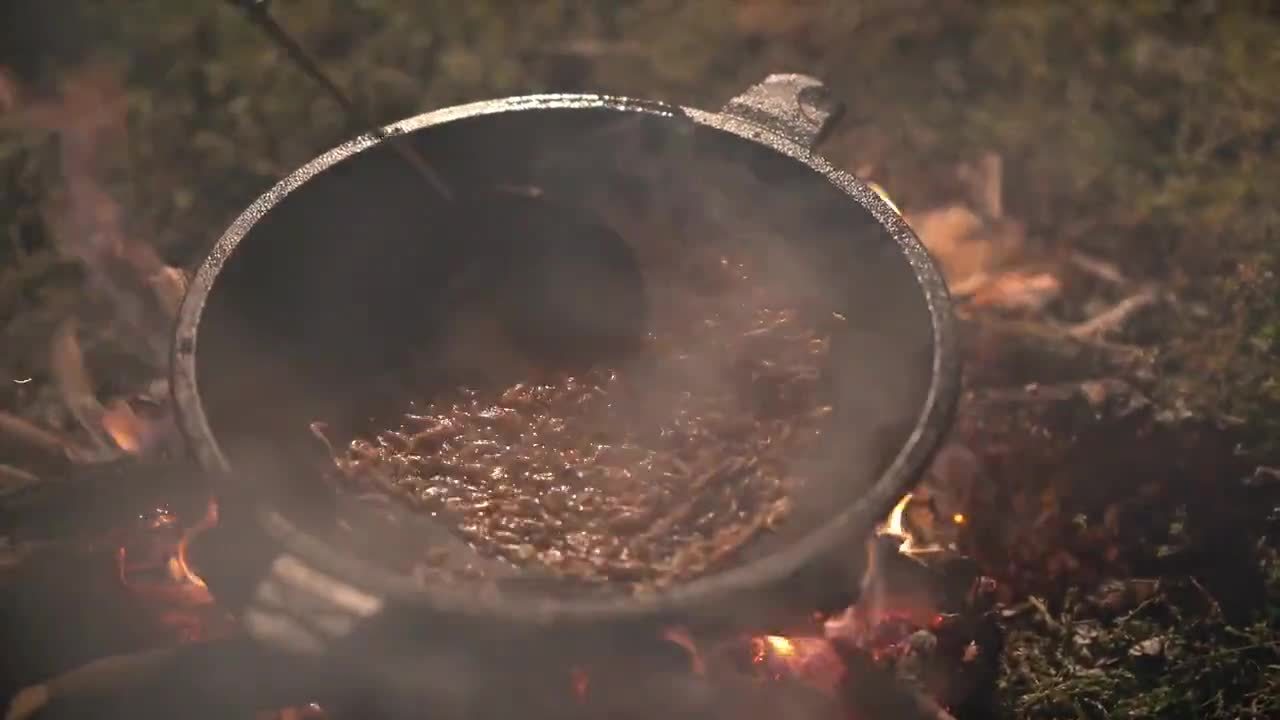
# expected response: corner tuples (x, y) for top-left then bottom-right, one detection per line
(171, 75), (960, 660)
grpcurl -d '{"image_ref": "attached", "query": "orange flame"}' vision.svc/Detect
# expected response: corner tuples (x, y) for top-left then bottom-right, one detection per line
(172, 498), (219, 589)
(764, 635), (796, 657)
(750, 635), (844, 691)
(867, 181), (902, 215)
(102, 400), (146, 454)
(879, 493), (915, 552)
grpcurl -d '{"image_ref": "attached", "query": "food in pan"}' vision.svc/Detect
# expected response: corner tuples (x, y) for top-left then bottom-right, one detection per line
(325, 249), (836, 588)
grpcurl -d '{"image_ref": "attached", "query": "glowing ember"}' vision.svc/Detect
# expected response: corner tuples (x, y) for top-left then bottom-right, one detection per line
(764, 634), (795, 657)
(750, 635), (844, 691)
(102, 400), (146, 454)
(570, 667), (590, 701)
(173, 498), (219, 589)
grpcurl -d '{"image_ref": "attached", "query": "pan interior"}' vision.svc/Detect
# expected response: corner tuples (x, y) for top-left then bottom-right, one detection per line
(193, 106), (935, 599)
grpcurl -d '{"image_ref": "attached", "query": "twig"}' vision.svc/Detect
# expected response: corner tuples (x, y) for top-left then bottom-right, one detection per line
(955, 152), (1003, 220)
(0, 540), (46, 571)
(143, 262), (188, 320)
(0, 411), (86, 461)
(1068, 250), (1129, 286)
(532, 40), (651, 59)
(958, 314), (1152, 386)
(226, 0), (454, 203)
(1188, 576), (1225, 620)
(1067, 287), (1161, 340)
(48, 317), (117, 455)
(1243, 466), (1280, 489)
(978, 152), (1003, 220)
(3, 637), (315, 720)
(0, 463), (40, 493)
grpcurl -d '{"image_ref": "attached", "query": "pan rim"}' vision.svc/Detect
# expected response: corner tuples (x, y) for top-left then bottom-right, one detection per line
(171, 91), (960, 629)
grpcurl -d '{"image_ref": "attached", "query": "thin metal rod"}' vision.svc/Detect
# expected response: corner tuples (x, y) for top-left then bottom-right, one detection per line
(228, 0), (455, 202)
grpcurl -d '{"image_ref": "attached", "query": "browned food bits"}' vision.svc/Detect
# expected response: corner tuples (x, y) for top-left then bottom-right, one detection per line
(329, 251), (834, 589)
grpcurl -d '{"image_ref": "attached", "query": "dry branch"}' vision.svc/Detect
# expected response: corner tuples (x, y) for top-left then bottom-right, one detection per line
(958, 314), (1153, 387)
(0, 464), (39, 494)
(0, 411), (86, 462)
(1067, 250), (1129, 286)
(48, 317), (113, 453)
(3, 637), (318, 720)
(1067, 287), (1161, 340)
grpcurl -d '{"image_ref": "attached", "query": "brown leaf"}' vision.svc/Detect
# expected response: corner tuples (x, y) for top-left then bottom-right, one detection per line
(907, 205), (1026, 287)
(966, 271), (1062, 312)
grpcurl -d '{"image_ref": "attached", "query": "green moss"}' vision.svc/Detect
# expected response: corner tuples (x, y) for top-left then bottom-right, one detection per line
(1000, 543), (1280, 719)
(3, 3), (1279, 715)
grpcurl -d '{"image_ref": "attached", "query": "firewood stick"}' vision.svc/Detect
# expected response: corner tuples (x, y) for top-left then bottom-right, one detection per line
(0, 411), (86, 462)
(0, 464), (39, 493)
(1067, 286), (1160, 340)
(3, 636), (321, 720)
(48, 318), (114, 453)
(958, 314), (1151, 387)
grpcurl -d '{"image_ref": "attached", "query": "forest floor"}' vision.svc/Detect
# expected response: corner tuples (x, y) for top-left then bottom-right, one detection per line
(1, 2), (1278, 718)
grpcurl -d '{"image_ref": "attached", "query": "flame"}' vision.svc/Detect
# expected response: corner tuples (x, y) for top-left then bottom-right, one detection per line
(879, 493), (915, 552)
(764, 635), (795, 657)
(749, 635), (844, 691)
(952, 513), (966, 525)
(102, 400), (145, 454)
(866, 181), (901, 216)
(172, 498), (219, 589)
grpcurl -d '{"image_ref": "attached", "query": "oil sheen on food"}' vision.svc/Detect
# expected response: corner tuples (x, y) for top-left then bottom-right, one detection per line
(328, 247), (837, 590)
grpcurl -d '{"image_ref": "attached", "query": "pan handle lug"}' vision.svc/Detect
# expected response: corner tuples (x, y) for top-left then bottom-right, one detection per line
(721, 73), (844, 150)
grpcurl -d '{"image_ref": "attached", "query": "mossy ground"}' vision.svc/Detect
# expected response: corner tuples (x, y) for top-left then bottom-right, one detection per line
(2, 2), (1277, 717)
